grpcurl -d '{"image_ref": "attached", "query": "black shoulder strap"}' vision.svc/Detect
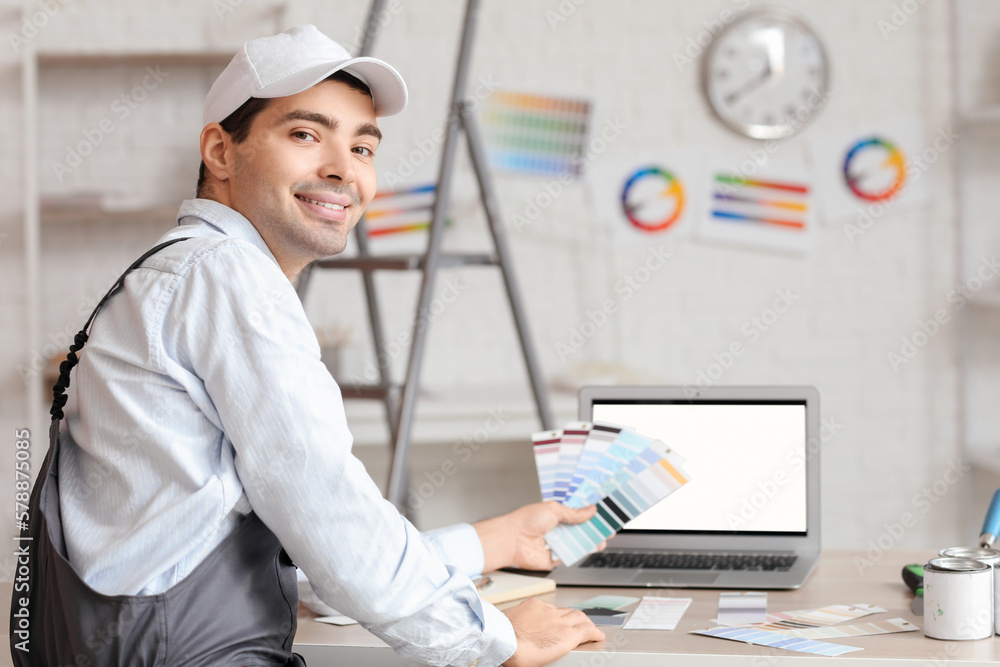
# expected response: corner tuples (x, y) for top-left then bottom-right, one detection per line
(50, 237), (191, 421)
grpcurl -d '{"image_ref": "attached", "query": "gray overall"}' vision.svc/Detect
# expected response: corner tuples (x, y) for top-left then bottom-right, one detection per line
(10, 239), (306, 666)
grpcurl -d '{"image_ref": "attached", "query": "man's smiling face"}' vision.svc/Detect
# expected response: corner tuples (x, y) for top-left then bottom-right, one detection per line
(224, 79), (381, 277)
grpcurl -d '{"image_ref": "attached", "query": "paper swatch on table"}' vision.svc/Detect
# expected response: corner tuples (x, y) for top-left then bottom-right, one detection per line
(553, 422), (590, 502)
(572, 594), (639, 610)
(692, 626), (863, 656)
(315, 613), (358, 626)
(772, 618), (918, 639)
(545, 447), (691, 566)
(623, 597), (692, 630)
(717, 592), (768, 626)
(532, 429), (562, 501)
(757, 603), (886, 630)
(565, 428), (654, 508)
(565, 423), (624, 500)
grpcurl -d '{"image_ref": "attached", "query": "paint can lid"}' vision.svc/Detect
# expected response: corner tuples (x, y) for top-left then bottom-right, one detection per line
(938, 547), (1000, 561)
(926, 557), (991, 573)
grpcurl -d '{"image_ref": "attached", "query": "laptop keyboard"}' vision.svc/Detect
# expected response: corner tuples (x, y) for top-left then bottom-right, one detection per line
(580, 551), (797, 572)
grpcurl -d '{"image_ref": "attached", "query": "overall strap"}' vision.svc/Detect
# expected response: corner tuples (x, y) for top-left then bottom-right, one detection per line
(49, 237), (191, 421)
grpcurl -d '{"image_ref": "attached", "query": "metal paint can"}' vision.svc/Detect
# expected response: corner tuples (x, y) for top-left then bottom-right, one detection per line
(995, 562), (1000, 635)
(939, 547), (1000, 567)
(923, 557), (993, 640)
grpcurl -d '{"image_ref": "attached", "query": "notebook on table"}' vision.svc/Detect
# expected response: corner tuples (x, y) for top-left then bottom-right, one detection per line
(548, 385), (821, 589)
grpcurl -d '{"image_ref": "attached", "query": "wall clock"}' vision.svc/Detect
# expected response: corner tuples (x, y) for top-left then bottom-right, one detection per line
(702, 8), (830, 139)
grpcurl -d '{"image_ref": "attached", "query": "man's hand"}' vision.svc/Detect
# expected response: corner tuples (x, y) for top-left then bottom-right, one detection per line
(473, 501), (606, 572)
(502, 598), (604, 667)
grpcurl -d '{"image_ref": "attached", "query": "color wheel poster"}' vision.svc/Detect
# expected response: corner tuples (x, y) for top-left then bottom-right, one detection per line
(695, 158), (817, 255)
(588, 151), (702, 244)
(807, 118), (932, 224)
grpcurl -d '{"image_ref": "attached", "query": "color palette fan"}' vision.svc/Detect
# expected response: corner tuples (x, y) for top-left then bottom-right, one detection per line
(481, 90), (592, 177)
(532, 422), (692, 566)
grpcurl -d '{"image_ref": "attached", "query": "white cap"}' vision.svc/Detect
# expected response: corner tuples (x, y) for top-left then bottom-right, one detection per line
(203, 24), (407, 125)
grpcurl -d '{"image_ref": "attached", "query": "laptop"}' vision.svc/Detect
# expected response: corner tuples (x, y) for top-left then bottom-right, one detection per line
(548, 385), (821, 589)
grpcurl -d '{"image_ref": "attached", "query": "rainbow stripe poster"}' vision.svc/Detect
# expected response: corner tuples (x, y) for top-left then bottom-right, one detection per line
(696, 159), (816, 254)
(363, 184), (437, 237)
(481, 90), (592, 177)
(534, 422), (692, 567)
(807, 117), (931, 225)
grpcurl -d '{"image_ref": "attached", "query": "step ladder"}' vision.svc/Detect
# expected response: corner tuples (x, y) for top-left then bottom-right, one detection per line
(296, 0), (556, 511)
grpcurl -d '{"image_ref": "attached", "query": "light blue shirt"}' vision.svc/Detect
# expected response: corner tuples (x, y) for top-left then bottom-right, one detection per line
(59, 198), (517, 667)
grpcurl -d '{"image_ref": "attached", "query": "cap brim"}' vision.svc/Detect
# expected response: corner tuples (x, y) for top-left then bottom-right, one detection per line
(254, 57), (407, 117)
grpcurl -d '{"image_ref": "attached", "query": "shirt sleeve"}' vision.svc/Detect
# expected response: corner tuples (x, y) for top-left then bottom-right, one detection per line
(422, 524), (485, 578)
(164, 241), (516, 667)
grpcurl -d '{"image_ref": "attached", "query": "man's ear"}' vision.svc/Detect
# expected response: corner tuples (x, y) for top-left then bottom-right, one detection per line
(200, 123), (233, 186)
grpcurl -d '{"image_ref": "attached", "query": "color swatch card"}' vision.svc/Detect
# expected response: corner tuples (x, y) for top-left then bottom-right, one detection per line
(532, 430), (562, 501)
(692, 626), (863, 657)
(554, 423), (591, 502)
(757, 604), (886, 631)
(773, 618), (918, 640)
(572, 595), (639, 611)
(544, 443), (691, 566)
(565, 428), (656, 508)
(717, 592), (767, 626)
(565, 423), (624, 501)
(623, 597), (693, 631)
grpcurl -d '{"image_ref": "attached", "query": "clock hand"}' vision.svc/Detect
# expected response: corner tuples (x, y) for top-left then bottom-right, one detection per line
(724, 27), (785, 107)
(724, 60), (771, 106)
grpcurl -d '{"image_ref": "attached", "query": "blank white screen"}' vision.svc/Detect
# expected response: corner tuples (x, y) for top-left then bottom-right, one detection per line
(591, 402), (807, 533)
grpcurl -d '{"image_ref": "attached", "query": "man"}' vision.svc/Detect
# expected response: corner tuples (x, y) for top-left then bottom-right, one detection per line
(15, 25), (603, 667)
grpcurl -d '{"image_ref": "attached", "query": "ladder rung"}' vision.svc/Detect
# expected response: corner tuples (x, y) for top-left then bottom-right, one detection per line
(339, 384), (400, 400)
(313, 253), (498, 271)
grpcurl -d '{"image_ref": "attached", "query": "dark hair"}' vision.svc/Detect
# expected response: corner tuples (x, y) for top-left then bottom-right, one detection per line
(196, 70), (374, 197)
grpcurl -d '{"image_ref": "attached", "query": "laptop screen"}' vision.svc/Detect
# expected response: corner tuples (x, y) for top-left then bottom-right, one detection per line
(590, 400), (808, 536)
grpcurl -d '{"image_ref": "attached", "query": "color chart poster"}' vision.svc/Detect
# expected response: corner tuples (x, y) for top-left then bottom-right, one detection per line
(363, 163), (442, 255)
(695, 159), (817, 255)
(807, 118), (932, 224)
(588, 151), (703, 244)
(481, 90), (593, 178)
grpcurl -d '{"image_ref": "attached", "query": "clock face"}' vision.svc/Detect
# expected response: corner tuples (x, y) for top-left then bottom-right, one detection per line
(702, 9), (830, 139)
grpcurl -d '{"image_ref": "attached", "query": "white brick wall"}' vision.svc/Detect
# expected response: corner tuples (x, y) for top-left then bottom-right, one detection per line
(0, 0), (973, 558)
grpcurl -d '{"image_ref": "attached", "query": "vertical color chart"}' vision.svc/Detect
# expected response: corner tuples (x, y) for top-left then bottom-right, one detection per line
(481, 90), (592, 177)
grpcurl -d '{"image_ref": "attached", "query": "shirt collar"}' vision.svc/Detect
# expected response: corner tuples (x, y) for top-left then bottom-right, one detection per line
(176, 198), (281, 269)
